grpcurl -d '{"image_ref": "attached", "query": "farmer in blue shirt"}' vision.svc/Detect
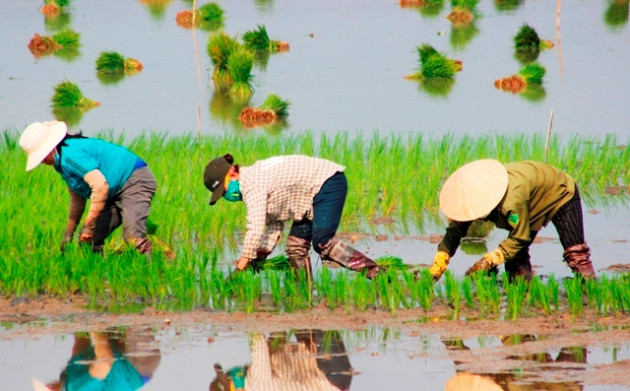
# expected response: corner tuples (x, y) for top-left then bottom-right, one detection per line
(19, 121), (156, 255)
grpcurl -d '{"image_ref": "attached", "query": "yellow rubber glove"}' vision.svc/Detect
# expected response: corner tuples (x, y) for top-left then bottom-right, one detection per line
(466, 248), (506, 275)
(429, 251), (450, 281)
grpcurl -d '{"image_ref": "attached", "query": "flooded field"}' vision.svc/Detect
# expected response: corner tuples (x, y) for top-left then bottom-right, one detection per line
(2, 1), (630, 390)
(1, 0), (629, 138)
(2, 304), (630, 390)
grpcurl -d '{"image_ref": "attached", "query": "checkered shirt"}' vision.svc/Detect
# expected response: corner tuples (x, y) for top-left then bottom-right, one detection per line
(239, 155), (345, 258)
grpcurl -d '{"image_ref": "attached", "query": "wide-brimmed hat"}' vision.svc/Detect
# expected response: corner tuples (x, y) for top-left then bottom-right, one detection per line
(439, 159), (508, 222)
(19, 120), (68, 171)
(204, 155), (233, 205)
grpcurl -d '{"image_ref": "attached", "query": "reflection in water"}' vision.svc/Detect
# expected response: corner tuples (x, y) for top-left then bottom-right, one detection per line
(138, 0), (173, 20)
(44, 13), (71, 32)
(211, 329), (352, 391)
(494, 0), (524, 12)
(443, 335), (586, 391)
(34, 327), (161, 391)
(450, 22), (480, 51)
(419, 78), (456, 98)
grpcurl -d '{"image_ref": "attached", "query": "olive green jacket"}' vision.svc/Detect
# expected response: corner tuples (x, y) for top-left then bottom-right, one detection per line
(438, 161), (576, 261)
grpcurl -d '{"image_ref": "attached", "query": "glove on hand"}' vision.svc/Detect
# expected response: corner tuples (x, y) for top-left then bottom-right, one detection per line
(429, 251), (450, 282)
(251, 250), (271, 273)
(466, 248), (505, 276)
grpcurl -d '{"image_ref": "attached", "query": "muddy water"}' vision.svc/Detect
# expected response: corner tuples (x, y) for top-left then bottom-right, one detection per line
(2, 324), (630, 390)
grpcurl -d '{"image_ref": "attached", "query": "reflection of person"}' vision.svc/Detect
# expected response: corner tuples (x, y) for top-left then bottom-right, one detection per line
(210, 329), (353, 391)
(40, 327), (161, 391)
(203, 154), (385, 278)
(19, 121), (156, 255)
(443, 336), (586, 391)
(430, 159), (596, 282)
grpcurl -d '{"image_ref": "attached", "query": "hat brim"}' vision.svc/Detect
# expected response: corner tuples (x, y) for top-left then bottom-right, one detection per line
(24, 121), (67, 171)
(209, 187), (224, 205)
(439, 159), (508, 221)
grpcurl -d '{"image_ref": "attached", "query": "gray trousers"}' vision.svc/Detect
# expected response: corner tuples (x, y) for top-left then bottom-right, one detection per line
(91, 166), (157, 249)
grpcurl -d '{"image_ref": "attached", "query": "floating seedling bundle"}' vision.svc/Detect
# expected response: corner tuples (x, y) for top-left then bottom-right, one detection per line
(239, 94), (290, 128)
(96, 51), (143, 74)
(494, 62), (546, 94)
(176, 2), (224, 29)
(242, 25), (289, 53)
(406, 43), (462, 80)
(446, 0), (480, 26)
(27, 29), (80, 59)
(51, 80), (99, 110)
(40, 0), (70, 16)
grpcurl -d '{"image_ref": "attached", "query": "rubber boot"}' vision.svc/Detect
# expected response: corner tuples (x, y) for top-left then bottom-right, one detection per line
(286, 236), (312, 269)
(286, 235), (313, 277)
(504, 250), (533, 282)
(320, 238), (385, 279)
(563, 244), (596, 279)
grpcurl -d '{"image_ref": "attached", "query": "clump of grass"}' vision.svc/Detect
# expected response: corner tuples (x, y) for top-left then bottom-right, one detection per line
(242, 25), (289, 53)
(96, 51), (144, 74)
(40, 0), (71, 16)
(51, 80), (99, 110)
(239, 94), (291, 128)
(494, 62), (546, 94)
(227, 47), (255, 101)
(261, 94), (290, 119)
(514, 24), (554, 51)
(27, 29), (80, 59)
(564, 276), (585, 319)
(176, 2), (224, 29)
(446, 0), (479, 25)
(208, 31), (240, 89)
(406, 44), (461, 80)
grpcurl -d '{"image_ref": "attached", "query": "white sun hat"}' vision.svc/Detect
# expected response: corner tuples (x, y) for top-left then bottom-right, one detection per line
(19, 120), (68, 171)
(439, 159), (509, 222)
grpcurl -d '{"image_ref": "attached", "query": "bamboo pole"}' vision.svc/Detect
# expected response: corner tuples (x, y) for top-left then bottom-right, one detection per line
(545, 109), (555, 161)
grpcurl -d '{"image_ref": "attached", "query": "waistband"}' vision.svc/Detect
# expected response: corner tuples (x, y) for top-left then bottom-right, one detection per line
(134, 158), (148, 170)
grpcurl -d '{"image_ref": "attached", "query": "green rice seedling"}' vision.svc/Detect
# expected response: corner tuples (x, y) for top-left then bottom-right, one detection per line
(52, 29), (80, 49)
(518, 62), (546, 85)
(604, 1), (629, 28)
(260, 94), (290, 119)
(406, 44), (460, 80)
(227, 47), (255, 101)
(564, 276), (584, 318)
(51, 80), (99, 110)
(416, 269), (435, 311)
(514, 24), (554, 51)
(444, 271), (461, 319)
(315, 266), (333, 308)
(332, 272), (350, 312)
(528, 276), (551, 314)
(96, 51), (143, 74)
(351, 272), (375, 311)
(242, 25), (271, 52)
(197, 3), (224, 24)
(547, 275), (560, 311)
(461, 276), (474, 309)
(503, 273), (528, 320)
(610, 276), (630, 313)
(207, 31), (240, 89)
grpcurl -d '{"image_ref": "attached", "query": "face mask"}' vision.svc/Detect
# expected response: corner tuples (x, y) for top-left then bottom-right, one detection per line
(223, 180), (242, 202)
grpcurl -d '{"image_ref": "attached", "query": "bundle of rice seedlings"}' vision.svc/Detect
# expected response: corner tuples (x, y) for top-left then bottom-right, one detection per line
(96, 51), (143, 74)
(514, 24), (554, 51)
(40, 0), (70, 16)
(208, 31), (240, 89)
(261, 94), (290, 118)
(494, 62), (546, 93)
(51, 80), (99, 110)
(176, 2), (224, 29)
(27, 29), (80, 58)
(227, 47), (254, 101)
(239, 94), (289, 128)
(242, 25), (289, 53)
(446, 0), (479, 25)
(406, 44), (461, 80)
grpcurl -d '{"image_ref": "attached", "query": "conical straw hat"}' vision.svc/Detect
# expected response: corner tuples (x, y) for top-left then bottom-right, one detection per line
(439, 159), (508, 221)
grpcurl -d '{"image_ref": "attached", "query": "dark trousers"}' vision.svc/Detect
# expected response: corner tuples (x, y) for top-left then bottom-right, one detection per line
(551, 186), (585, 249)
(289, 172), (347, 255)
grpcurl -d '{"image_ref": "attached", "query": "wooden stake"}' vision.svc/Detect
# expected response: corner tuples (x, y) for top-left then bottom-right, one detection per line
(545, 109), (555, 161)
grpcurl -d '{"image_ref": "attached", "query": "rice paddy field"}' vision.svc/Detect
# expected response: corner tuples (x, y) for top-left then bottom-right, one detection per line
(2, 0), (630, 390)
